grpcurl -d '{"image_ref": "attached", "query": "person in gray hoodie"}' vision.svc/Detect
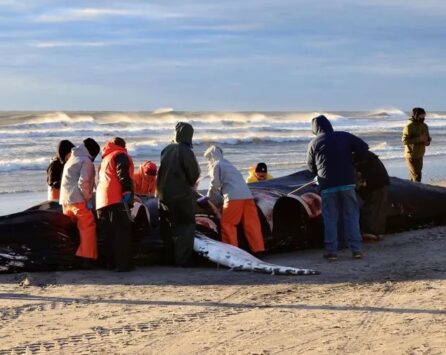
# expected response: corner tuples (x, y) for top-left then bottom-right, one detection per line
(204, 145), (265, 253)
(60, 138), (100, 261)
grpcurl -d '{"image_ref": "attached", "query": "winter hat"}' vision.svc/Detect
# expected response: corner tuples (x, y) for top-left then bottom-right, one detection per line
(112, 137), (126, 148)
(57, 140), (75, 162)
(412, 107), (426, 121)
(255, 162), (268, 173)
(83, 138), (100, 159)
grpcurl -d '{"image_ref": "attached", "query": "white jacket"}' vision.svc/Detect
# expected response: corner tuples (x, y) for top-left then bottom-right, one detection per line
(204, 145), (253, 204)
(60, 144), (95, 205)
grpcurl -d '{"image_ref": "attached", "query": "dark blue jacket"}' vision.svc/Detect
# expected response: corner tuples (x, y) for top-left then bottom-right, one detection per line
(307, 115), (369, 191)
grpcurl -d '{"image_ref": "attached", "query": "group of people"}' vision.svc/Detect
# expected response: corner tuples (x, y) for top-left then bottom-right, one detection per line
(45, 107), (431, 267)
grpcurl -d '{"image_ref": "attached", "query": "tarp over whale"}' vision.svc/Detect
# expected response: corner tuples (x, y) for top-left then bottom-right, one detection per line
(1, 170), (446, 273)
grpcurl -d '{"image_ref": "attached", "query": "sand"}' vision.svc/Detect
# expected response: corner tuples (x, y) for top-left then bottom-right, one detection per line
(0, 225), (445, 354)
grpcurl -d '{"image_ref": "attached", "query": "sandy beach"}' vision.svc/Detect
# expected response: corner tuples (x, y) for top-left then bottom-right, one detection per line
(0, 222), (445, 354)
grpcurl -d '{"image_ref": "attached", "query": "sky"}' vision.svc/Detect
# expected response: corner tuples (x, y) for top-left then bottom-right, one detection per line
(0, 0), (445, 111)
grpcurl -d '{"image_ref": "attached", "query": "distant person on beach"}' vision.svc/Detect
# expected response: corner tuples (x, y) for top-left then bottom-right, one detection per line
(133, 161), (157, 197)
(246, 162), (273, 183)
(204, 145), (265, 254)
(60, 138), (100, 265)
(402, 107), (431, 182)
(354, 151), (390, 241)
(96, 137), (135, 272)
(157, 123), (200, 266)
(46, 140), (74, 201)
(307, 115), (369, 260)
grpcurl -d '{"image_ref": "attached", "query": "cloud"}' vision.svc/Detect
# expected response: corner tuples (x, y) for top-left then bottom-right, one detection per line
(35, 6), (186, 23)
(30, 41), (110, 48)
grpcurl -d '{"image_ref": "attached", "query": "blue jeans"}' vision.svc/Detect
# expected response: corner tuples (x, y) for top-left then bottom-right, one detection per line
(321, 189), (362, 253)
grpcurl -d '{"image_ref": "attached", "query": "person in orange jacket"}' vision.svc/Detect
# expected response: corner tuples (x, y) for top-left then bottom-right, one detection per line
(134, 161), (157, 197)
(204, 145), (265, 254)
(60, 138), (100, 263)
(96, 137), (135, 272)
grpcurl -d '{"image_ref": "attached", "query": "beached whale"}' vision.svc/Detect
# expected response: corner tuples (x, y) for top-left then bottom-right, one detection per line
(1, 171), (446, 274)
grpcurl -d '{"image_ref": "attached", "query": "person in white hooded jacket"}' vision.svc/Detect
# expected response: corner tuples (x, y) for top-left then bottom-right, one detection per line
(204, 145), (265, 253)
(60, 138), (100, 261)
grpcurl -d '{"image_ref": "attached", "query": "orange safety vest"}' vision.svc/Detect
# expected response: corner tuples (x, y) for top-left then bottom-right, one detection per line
(134, 171), (157, 196)
(96, 144), (134, 210)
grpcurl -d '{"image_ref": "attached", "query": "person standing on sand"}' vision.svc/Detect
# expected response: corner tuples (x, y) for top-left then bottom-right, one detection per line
(402, 107), (431, 182)
(354, 151), (390, 241)
(60, 138), (100, 264)
(46, 140), (75, 201)
(96, 137), (135, 272)
(157, 122), (201, 266)
(307, 115), (369, 260)
(204, 145), (265, 254)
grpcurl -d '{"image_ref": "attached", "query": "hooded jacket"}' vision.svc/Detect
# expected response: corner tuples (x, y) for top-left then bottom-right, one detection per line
(204, 145), (253, 203)
(157, 122), (201, 202)
(354, 151), (390, 197)
(307, 115), (369, 191)
(60, 144), (96, 205)
(134, 161), (157, 196)
(402, 118), (431, 159)
(47, 140), (75, 189)
(96, 142), (134, 210)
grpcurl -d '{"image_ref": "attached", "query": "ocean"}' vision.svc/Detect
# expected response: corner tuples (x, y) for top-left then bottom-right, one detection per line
(1, 108), (445, 214)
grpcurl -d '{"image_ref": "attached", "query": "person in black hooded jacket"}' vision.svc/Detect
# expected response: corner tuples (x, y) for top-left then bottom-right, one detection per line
(157, 122), (201, 266)
(46, 140), (75, 201)
(307, 115), (369, 260)
(354, 151), (390, 239)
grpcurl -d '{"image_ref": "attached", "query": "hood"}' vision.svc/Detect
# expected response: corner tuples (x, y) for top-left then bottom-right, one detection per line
(204, 145), (223, 163)
(102, 141), (128, 158)
(71, 144), (91, 159)
(56, 140), (75, 162)
(248, 166), (256, 177)
(139, 161), (157, 176)
(312, 115), (334, 135)
(175, 122), (194, 146)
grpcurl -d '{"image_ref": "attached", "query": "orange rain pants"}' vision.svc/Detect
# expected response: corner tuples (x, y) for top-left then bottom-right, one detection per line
(220, 199), (265, 253)
(63, 203), (98, 260)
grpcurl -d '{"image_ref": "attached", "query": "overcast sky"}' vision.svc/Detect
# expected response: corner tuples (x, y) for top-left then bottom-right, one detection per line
(0, 0), (445, 111)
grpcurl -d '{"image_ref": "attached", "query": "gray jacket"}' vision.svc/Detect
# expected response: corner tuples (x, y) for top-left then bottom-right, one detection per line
(204, 145), (253, 204)
(60, 144), (96, 205)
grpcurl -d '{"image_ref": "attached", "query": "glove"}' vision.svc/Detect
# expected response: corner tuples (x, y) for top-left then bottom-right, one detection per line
(196, 196), (209, 206)
(87, 200), (94, 210)
(121, 191), (132, 204)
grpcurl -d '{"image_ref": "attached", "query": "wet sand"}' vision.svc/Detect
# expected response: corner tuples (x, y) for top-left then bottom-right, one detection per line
(0, 225), (445, 354)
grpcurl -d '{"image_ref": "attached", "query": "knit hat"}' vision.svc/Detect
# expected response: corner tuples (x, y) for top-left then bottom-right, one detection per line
(83, 138), (100, 160)
(57, 140), (75, 163)
(255, 162), (268, 173)
(112, 137), (126, 148)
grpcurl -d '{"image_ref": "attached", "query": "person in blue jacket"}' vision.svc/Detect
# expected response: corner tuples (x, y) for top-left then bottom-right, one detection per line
(307, 115), (369, 260)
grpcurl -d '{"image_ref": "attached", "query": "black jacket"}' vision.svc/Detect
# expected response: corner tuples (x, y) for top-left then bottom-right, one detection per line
(157, 122), (201, 202)
(355, 151), (390, 196)
(307, 115), (369, 191)
(46, 140), (75, 188)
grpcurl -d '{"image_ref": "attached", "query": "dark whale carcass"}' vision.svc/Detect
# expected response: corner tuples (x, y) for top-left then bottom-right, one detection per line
(1, 170), (446, 273)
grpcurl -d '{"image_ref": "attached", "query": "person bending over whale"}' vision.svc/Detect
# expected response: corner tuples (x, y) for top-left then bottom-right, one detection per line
(60, 138), (100, 263)
(46, 140), (74, 201)
(204, 145), (265, 254)
(307, 115), (368, 261)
